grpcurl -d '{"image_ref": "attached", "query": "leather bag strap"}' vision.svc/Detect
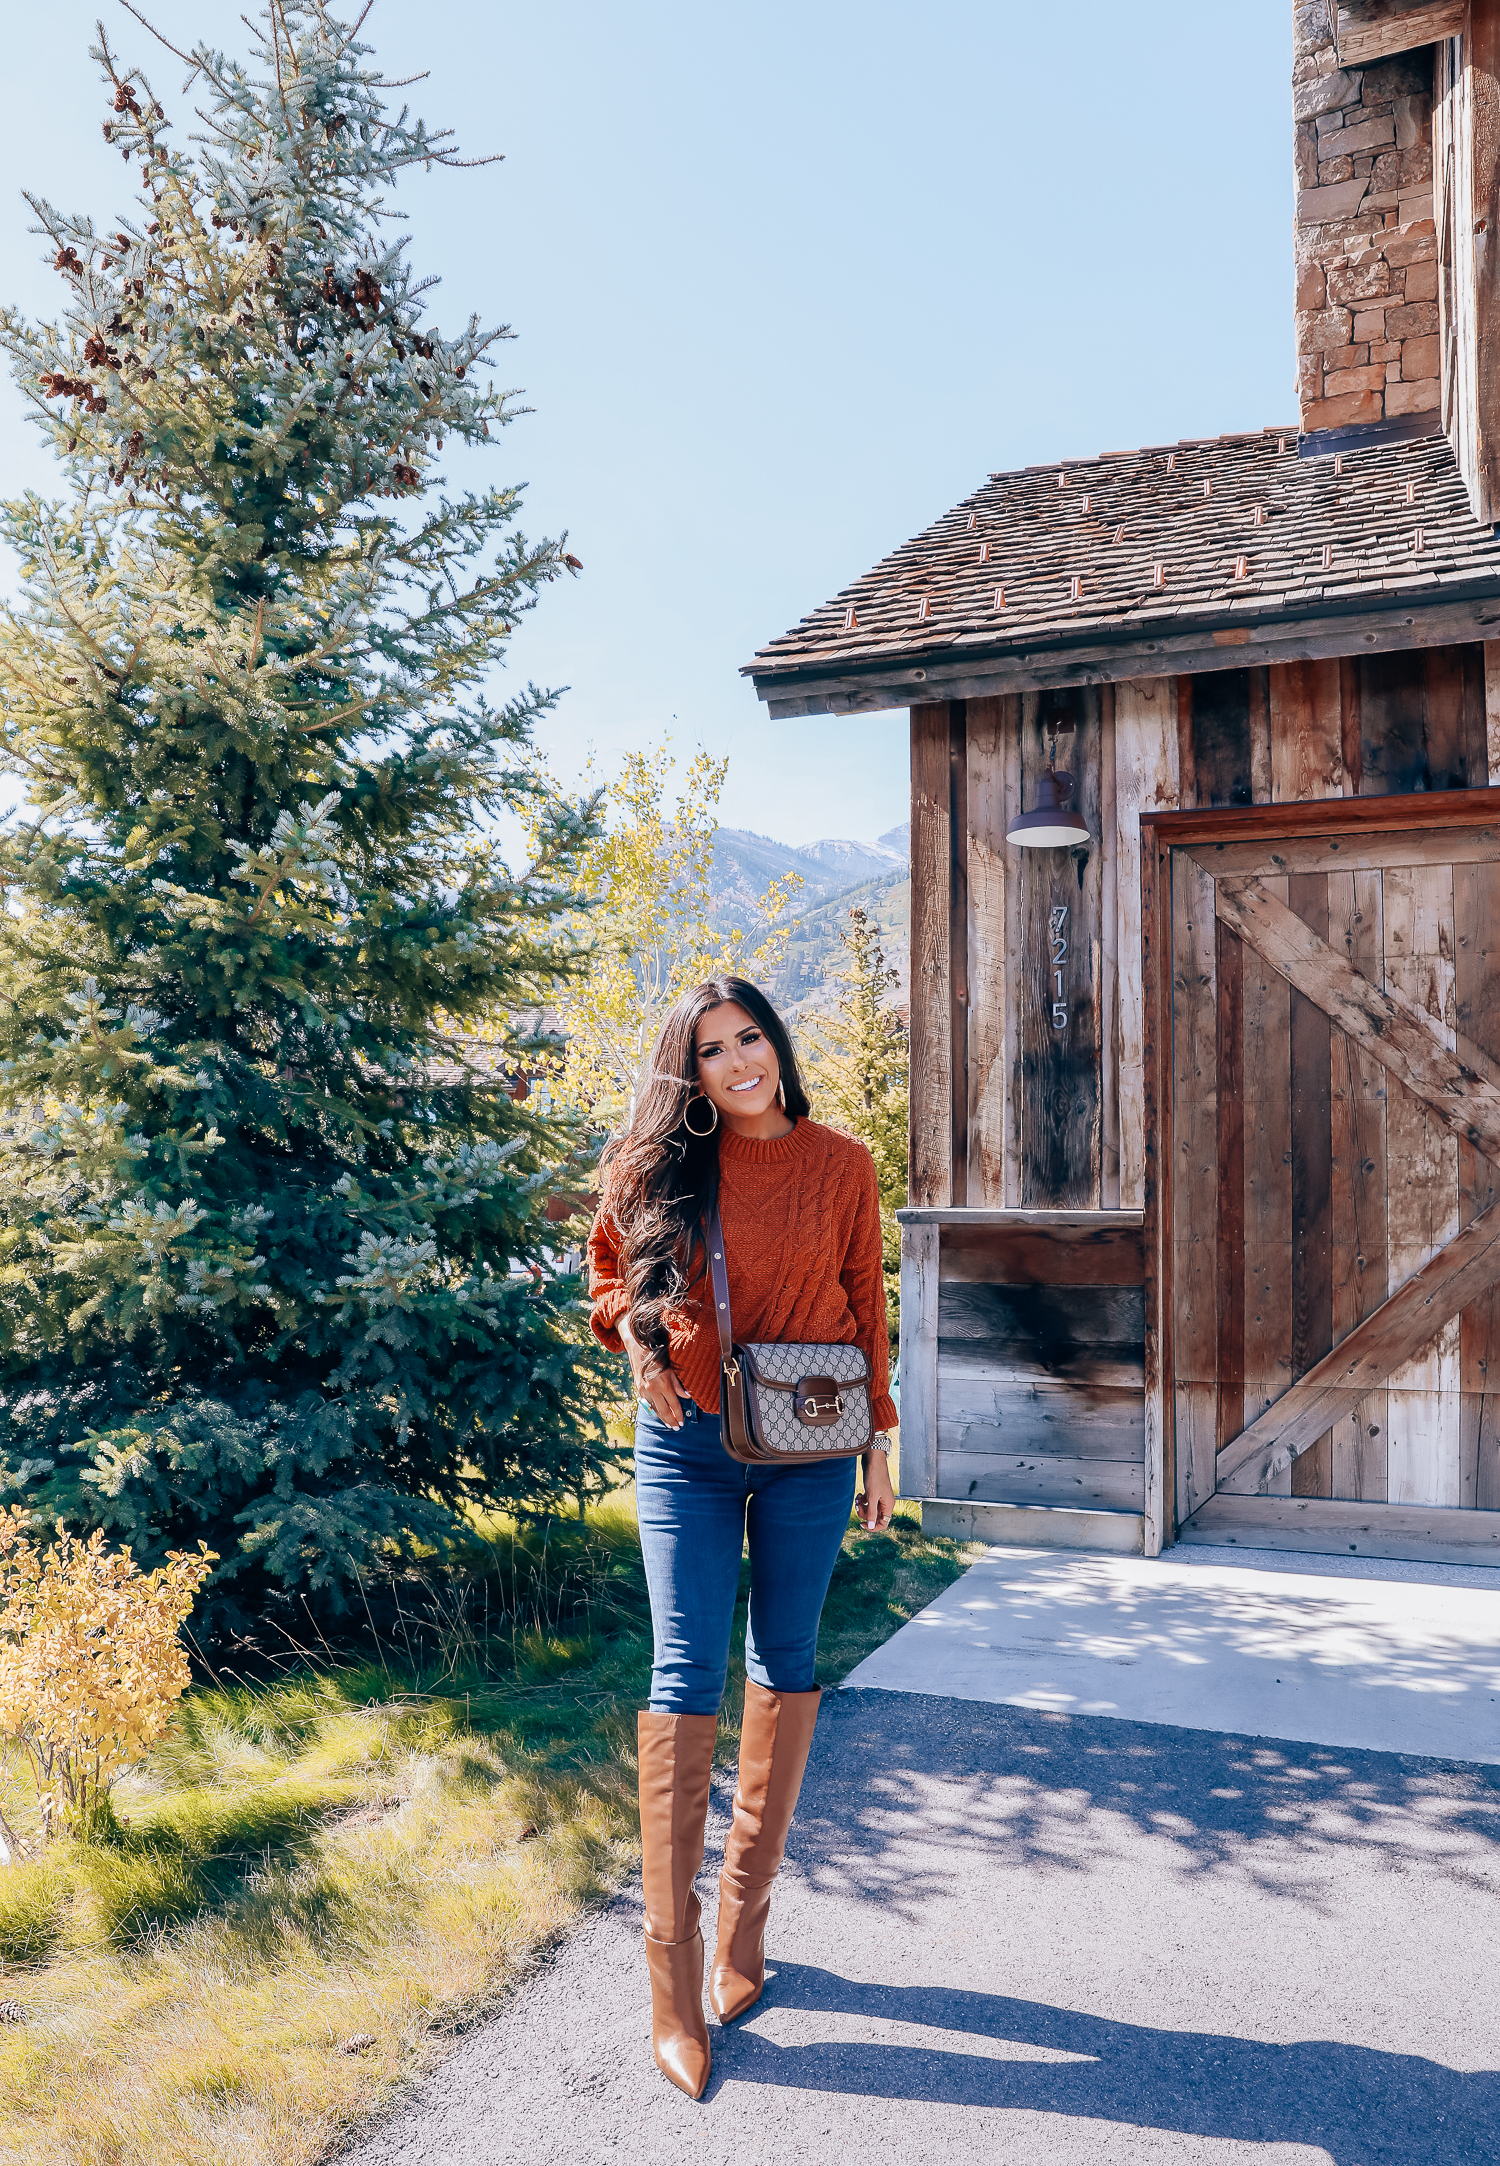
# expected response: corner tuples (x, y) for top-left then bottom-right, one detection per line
(704, 1201), (734, 1361)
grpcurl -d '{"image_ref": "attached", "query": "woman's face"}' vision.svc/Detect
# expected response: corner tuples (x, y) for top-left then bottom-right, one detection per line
(692, 1001), (782, 1124)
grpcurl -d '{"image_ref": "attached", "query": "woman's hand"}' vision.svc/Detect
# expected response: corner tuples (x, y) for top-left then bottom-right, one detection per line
(620, 1315), (691, 1429)
(857, 1444), (897, 1532)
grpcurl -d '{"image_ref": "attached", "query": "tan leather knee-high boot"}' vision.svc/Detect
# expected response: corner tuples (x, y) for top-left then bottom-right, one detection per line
(638, 1710), (717, 2099)
(710, 1681), (820, 2022)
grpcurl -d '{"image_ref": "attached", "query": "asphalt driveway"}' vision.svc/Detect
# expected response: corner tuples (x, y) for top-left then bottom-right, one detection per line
(340, 1680), (1500, 2165)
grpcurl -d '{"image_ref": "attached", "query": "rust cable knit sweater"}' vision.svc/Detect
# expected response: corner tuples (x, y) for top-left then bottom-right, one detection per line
(587, 1118), (898, 1434)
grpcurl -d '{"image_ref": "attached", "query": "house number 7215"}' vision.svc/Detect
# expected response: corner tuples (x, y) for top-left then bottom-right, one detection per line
(1049, 904), (1069, 1030)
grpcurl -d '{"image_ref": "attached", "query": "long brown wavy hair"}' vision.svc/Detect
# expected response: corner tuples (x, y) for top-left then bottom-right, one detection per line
(601, 976), (811, 1369)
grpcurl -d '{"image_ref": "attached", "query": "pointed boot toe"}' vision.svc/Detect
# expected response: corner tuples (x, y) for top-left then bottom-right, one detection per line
(644, 1925), (712, 2099)
(709, 1956), (763, 2023)
(655, 2027), (712, 2100)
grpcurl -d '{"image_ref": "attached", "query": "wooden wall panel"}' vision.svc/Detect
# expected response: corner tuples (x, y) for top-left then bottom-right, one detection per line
(1215, 920), (1245, 1470)
(1463, 642), (1488, 787)
(1257, 657), (1345, 1493)
(1100, 687), (1120, 1208)
(1339, 658), (1363, 797)
(1382, 864), (1462, 1506)
(1266, 649), (1363, 1496)
(1188, 669), (1256, 809)
(935, 1451), (1144, 1511)
(1019, 688), (1102, 1205)
(1289, 874), (1335, 1498)
(937, 1217), (1144, 1287)
(1424, 645), (1488, 792)
(1455, 860), (1500, 1508)
(1176, 675), (1198, 811)
(1181, 1492), (1500, 1562)
(1357, 648), (1486, 795)
(897, 1221), (940, 1499)
(1357, 652), (1425, 796)
(949, 705), (970, 1205)
(1250, 665), (1273, 804)
(909, 705), (953, 1208)
(1114, 678), (1179, 1210)
(1001, 698), (1024, 1205)
(1270, 660), (1347, 802)
(931, 1275), (1145, 1511)
(939, 1379), (1143, 1457)
(1328, 870), (1390, 1500)
(1142, 827), (1171, 1555)
(1171, 851), (1219, 1521)
(1233, 875), (1294, 1497)
(965, 699), (1011, 1207)
(937, 1279), (1143, 1354)
(1484, 642), (1500, 781)
(1437, 25), (1456, 438)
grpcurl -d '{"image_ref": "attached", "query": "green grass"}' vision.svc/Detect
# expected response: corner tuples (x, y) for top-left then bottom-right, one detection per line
(0, 1495), (975, 2166)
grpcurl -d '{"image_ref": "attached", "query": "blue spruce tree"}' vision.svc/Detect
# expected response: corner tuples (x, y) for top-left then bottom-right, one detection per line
(0, 4), (616, 1634)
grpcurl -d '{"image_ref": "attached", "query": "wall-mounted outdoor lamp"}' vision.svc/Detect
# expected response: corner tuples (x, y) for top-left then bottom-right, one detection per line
(1006, 717), (1091, 848)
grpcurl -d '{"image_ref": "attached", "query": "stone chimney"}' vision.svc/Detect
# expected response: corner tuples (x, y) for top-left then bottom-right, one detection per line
(1293, 2), (1440, 448)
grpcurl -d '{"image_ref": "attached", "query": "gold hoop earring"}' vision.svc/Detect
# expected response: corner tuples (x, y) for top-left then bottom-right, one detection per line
(682, 1094), (718, 1137)
(776, 1079), (786, 1109)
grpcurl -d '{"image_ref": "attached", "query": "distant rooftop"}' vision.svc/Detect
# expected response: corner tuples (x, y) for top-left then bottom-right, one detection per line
(745, 428), (1500, 718)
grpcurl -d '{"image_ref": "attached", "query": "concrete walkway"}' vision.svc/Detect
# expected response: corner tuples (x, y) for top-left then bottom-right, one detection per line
(845, 1543), (1500, 1763)
(341, 1545), (1500, 2166)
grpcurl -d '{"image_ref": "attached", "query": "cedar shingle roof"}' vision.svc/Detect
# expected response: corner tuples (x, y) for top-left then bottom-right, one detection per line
(745, 427), (1500, 716)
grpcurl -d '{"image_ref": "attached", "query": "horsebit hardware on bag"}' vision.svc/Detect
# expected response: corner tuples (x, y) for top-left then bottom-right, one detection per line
(704, 1200), (872, 1465)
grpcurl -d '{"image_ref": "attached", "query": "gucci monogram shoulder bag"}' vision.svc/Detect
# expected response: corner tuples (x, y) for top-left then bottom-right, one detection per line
(703, 1200), (873, 1464)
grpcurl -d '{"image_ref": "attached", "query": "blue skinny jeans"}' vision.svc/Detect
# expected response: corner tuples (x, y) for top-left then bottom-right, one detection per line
(634, 1399), (858, 1716)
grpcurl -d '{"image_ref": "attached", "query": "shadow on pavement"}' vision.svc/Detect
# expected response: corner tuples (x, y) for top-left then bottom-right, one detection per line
(713, 1961), (1495, 2164)
(802, 1692), (1500, 1917)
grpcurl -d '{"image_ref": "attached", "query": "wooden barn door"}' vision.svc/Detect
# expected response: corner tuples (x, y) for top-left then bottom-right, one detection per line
(1144, 791), (1500, 1563)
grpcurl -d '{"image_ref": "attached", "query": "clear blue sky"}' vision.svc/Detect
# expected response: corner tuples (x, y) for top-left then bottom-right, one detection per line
(0, 1), (1292, 847)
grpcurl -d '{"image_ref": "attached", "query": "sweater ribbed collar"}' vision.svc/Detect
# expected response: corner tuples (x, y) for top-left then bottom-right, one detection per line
(717, 1116), (816, 1169)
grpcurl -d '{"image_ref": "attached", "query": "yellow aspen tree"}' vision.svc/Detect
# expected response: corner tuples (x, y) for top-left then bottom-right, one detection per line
(544, 747), (800, 1132)
(802, 907), (909, 1344)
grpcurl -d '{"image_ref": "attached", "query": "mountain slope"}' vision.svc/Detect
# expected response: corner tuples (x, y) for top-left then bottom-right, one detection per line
(766, 866), (909, 1022)
(705, 825), (910, 1019)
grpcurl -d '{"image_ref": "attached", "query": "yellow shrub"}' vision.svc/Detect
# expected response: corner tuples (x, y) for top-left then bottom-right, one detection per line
(0, 1510), (215, 1840)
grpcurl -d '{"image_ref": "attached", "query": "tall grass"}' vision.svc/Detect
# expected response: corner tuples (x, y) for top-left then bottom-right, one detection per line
(0, 1497), (974, 2166)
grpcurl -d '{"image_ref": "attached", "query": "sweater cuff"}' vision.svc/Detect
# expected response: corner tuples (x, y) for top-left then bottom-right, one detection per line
(589, 1289), (629, 1353)
(870, 1393), (899, 1436)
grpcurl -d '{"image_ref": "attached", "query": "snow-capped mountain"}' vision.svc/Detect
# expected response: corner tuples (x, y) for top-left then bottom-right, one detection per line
(709, 826), (908, 914)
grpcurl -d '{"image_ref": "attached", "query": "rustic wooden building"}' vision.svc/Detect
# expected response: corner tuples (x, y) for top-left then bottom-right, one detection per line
(746, 1), (1500, 1568)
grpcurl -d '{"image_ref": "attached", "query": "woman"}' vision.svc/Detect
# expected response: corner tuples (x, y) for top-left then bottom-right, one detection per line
(588, 975), (898, 2101)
